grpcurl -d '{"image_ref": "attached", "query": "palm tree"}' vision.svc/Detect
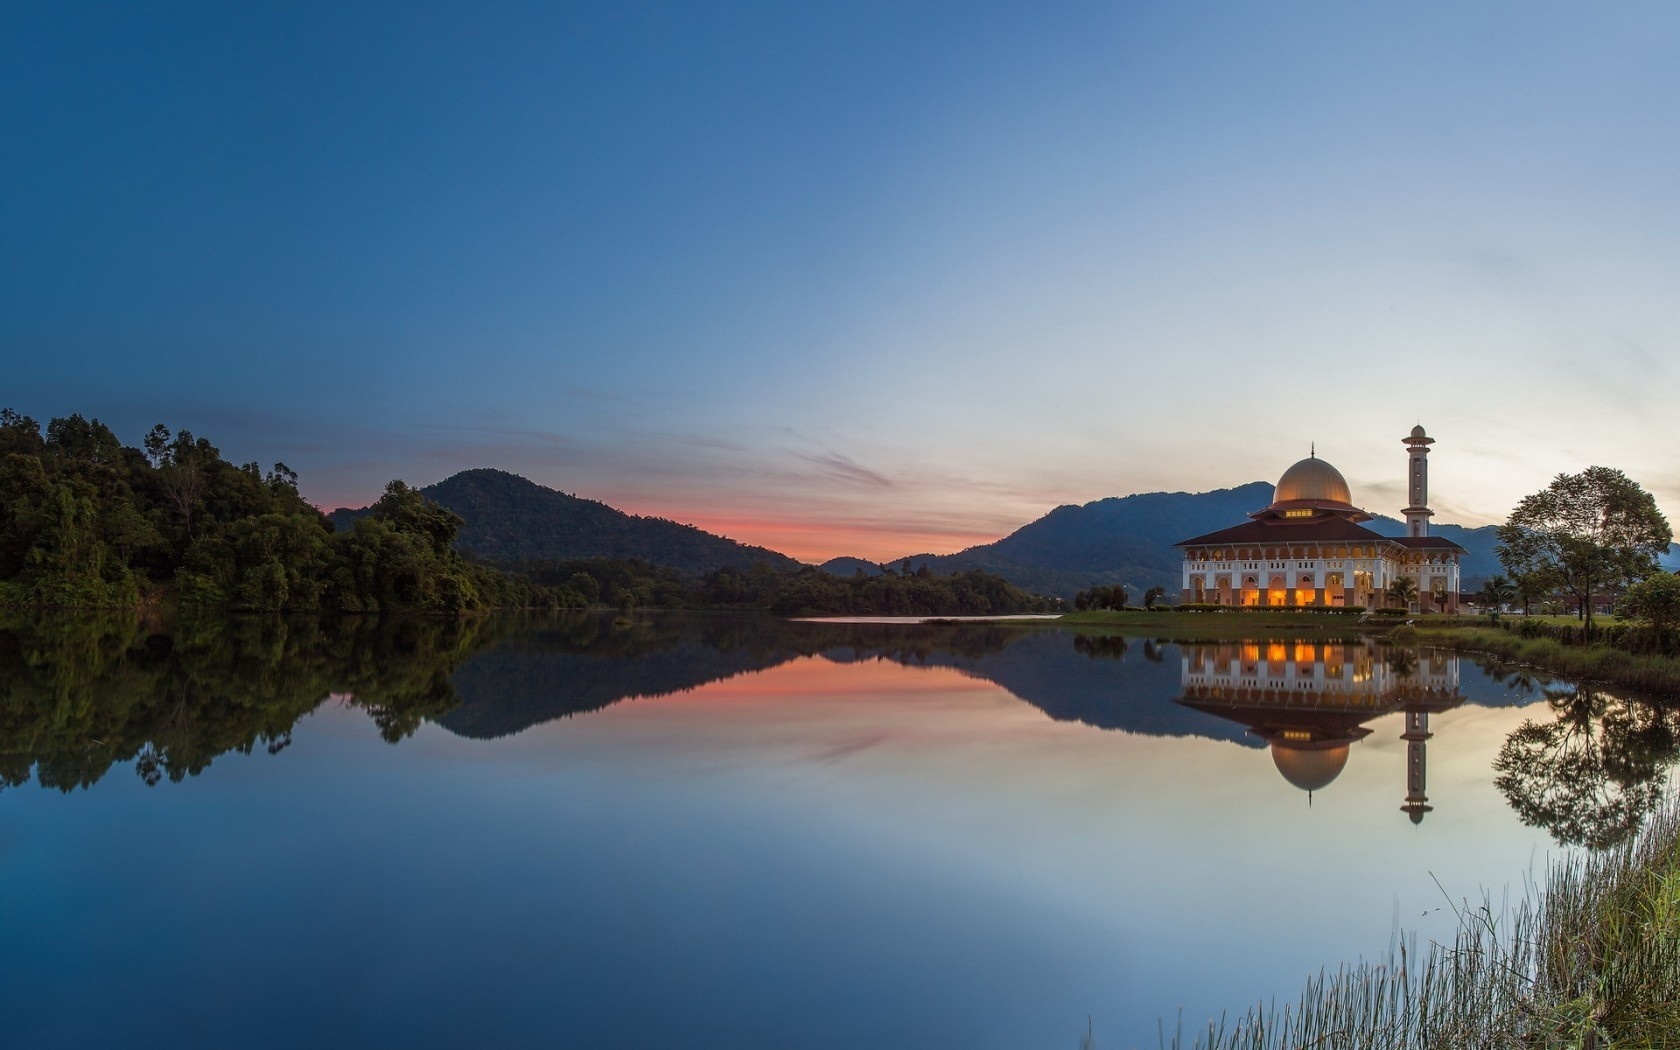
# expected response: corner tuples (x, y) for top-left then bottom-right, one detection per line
(1385, 576), (1419, 611)
(1479, 575), (1518, 623)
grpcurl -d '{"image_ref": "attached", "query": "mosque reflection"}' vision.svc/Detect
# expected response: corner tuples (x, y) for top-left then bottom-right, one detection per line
(1175, 641), (1465, 820)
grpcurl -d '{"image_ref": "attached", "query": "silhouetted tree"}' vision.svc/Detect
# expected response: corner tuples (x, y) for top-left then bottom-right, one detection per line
(1497, 466), (1672, 631)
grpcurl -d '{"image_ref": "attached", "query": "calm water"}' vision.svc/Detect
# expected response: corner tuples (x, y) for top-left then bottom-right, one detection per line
(2, 614), (1675, 1049)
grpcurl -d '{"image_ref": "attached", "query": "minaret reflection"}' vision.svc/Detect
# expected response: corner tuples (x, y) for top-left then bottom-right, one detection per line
(1175, 641), (1465, 818)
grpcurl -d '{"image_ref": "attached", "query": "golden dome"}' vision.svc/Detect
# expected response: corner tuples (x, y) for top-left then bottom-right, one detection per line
(1271, 744), (1350, 792)
(1274, 456), (1353, 507)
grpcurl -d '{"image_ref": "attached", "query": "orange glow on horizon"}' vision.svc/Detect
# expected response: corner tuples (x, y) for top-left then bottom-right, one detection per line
(307, 489), (1017, 565)
(603, 505), (1009, 565)
(628, 655), (996, 707)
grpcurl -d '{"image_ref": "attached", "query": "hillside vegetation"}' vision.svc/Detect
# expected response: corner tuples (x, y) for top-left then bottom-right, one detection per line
(332, 468), (801, 575)
(0, 410), (548, 612)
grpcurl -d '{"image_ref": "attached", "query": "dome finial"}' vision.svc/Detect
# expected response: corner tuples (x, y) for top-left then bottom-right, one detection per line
(1310, 442), (1315, 458)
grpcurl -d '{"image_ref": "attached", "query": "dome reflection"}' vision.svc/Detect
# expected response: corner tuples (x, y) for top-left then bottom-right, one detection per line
(1176, 641), (1466, 818)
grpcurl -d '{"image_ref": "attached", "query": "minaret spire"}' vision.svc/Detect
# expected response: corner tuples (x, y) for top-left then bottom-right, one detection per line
(1401, 425), (1435, 538)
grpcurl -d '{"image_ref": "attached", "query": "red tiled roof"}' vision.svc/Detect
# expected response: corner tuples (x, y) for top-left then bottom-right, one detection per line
(1175, 518), (1390, 547)
(1389, 536), (1467, 551)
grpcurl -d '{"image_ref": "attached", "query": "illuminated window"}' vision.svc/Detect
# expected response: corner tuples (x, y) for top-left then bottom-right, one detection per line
(1283, 509), (1313, 519)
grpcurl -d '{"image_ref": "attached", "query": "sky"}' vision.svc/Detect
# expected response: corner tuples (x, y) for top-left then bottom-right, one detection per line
(5, 1), (1680, 563)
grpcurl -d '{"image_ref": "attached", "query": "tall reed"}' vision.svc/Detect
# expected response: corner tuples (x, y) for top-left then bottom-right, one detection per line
(1163, 805), (1680, 1049)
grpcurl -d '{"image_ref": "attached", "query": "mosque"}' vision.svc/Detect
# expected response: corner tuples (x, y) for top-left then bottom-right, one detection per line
(1175, 426), (1465, 612)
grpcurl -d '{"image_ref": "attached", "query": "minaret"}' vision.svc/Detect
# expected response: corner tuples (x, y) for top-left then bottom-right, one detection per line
(1400, 708), (1432, 824)
(1402, 425), (1434, 538)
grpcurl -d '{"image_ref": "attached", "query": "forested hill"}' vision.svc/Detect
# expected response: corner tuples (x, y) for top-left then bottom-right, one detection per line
(0, 410), (545, 612)
(827, 482), (1515, 599)
(330, 468), (803, 575)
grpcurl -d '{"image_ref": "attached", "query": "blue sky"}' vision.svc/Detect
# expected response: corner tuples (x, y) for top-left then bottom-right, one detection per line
(5, 2), (1679, 560)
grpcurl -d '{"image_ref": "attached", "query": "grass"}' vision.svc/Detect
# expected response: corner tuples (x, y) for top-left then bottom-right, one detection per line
(1410, 623), (1680, 699)
(1040, 610), (1385, 639)
(1162, 804), (1680, 1049)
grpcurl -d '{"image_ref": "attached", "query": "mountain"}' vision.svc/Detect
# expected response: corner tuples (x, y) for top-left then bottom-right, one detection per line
(330, 468), (802, 575)
(848, 482), (1517, 599)
(818, 556), (885, 577)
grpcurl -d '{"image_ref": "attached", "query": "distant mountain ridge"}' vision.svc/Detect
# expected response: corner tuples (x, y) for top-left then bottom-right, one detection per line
(332, 468), (1678, 597)
(330, 468), (802, 575)
(824, 482), (1521, 598)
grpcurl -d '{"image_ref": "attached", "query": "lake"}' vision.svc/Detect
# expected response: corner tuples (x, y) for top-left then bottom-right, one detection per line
(2, 613), (1674, 1048)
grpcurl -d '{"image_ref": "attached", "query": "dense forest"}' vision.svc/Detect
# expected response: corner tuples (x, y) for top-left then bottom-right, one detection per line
(0, 410), (1058, 615)
(0, 410), (550, 612)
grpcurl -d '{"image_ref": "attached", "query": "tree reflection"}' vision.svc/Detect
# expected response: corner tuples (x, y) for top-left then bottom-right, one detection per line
(1073, 634), (1128, 660)
(0, 612), (1047, 786)
(0, 613), (499, 792)
(1493, 683), (1680, 849)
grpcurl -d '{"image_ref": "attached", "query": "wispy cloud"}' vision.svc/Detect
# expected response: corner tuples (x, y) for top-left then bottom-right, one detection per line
(792, 451), (896, 489)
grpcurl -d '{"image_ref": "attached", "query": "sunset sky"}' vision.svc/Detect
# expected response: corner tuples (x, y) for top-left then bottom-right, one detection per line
(6, 2), (1679, 562)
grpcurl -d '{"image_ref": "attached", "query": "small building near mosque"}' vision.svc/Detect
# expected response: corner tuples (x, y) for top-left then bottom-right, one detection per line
(1175, 426), (1465, 612)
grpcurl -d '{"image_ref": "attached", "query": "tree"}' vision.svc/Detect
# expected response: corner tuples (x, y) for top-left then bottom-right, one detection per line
(1385, 575), (1418, 611)
(1477, 575), (1517, 623)
(143, 424), (172, 466)
(1497, 467), (1672, 631)
(1511, 571), (1545, 616)
(1143, 586), (1165, 610)
(1620, 571), (1680, 649)
(367, 479), (463, 555)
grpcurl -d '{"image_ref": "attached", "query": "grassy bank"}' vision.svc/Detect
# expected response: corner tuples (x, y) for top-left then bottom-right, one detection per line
(1166, 804), (1680, 1049)
(1409, 623), (1680, 699)
(988, 608), (1386, 641)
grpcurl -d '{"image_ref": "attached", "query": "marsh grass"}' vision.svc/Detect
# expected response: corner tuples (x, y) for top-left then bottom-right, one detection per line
(1413, 625), (1680, 698)
(1164, 806), (1680, 1049)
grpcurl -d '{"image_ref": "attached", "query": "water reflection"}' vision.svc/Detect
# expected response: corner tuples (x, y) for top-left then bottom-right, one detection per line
(6, 612), (1678, 854)
(1490, 676), (1680, 849)
(0, 614), (494, 792)
(1175, 641), (1466, 819)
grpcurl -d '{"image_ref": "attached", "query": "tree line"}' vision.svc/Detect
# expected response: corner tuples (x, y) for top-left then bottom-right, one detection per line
(0, 410), (1057, 615)
(0, 409), (552, 612)
(513, 558), (1061, 616)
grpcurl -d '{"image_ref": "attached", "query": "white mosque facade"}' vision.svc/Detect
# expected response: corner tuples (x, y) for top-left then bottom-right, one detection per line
(1175, 426), (1465, 612)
